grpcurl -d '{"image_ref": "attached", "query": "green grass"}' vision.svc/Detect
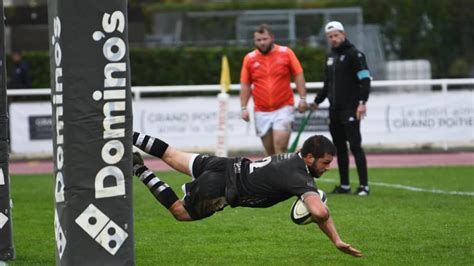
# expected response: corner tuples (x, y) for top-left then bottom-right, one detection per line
(5, 166), (474, 265)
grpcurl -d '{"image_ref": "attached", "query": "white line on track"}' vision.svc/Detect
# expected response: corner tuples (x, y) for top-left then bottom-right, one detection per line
(317, 179), (474, 196)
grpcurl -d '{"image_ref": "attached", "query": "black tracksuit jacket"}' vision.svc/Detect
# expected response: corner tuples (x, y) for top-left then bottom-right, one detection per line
(314, 39), (371, 113)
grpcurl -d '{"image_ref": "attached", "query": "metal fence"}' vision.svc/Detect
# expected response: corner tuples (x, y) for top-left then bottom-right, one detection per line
(7, 78), (474, 100)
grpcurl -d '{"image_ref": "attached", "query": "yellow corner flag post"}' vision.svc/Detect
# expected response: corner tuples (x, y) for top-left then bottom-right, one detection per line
(220, 55), (231, 93)
(216, 56), (231, 157)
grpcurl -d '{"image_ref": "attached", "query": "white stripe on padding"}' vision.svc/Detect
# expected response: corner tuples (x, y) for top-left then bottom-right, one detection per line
(318, 179), (474, 196)
(139, 170), (154, 182)
(145, 137), (155, 153)
(146, 178), (160, 189)
(0, 168), (5, 185)
(157, 184), (169, 192)
(0, 212), (8, 229)
(136, 134), (146, 147)
(188, 154), (199, 180)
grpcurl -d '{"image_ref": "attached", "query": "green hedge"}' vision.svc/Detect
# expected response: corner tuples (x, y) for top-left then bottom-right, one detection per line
(7, 52), (50, 88)
(141, 0), (360, 12)
(137, 0), (474, 78)
(16, 47), (326, 88)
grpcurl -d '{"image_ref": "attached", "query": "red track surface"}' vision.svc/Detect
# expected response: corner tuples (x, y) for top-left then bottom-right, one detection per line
(9, 152), (474, 175)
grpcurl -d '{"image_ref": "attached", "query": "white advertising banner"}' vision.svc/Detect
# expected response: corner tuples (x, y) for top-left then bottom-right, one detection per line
(10, 102), (53, 154)
(133, 96), (261, 150)
(362, 91), (474, 144)
(296, 91), (474, 146)
(9, 91), (474, 155)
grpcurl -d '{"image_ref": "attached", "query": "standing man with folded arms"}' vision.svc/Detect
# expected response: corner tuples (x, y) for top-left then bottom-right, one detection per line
(240, 24), (308, 156)
(313, 21), (371, 196)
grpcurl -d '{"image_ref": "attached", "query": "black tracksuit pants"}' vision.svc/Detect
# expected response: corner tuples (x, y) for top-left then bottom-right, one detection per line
(329, 110), (368, 186)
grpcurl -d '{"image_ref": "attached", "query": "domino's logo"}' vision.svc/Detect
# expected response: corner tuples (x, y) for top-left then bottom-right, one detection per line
(0, 212), (8, 230)
(0, 169), (10, 231)
(54, 210), (66, 259)
(75, 204), (128, 255)
(0, 167), (5, 185)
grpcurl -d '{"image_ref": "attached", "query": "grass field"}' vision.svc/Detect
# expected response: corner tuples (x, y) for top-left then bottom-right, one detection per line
(5, 166), (474, 265)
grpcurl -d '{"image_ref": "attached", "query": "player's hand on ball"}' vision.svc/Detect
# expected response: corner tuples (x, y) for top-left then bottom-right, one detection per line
(241, 110), (250, 122)
(335, 241), (362, 257)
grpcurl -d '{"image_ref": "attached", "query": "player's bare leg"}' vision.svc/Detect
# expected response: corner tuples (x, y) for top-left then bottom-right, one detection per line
(160, 147), (196, 176)
(133, 151), (193, 221)
(133, 132), (196, 177)
(273, 130), (291, 154)
(260, 129), (276, 155)
(169, 201), (192, 221)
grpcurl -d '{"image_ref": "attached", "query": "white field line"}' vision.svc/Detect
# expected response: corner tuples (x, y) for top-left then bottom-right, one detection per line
(317, 179), (474, 196)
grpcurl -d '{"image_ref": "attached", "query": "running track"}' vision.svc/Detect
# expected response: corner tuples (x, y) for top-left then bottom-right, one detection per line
(8, 152), (474, 175)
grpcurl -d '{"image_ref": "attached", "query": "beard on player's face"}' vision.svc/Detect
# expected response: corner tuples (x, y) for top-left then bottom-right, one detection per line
(257, 42), (274, 54)
(309, 160), (321, 178)
(327, 31), (345, 48)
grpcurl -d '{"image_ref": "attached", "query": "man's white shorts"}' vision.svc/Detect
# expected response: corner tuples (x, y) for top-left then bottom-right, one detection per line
(254, 105), (294, 137)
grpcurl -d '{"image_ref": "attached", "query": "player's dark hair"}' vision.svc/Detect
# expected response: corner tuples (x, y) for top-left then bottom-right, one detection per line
(255, 24), (273, 36)
(300, 135), (336, 159)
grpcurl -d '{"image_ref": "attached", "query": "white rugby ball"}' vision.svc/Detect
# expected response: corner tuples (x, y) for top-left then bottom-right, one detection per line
(290, 189), (327, 225)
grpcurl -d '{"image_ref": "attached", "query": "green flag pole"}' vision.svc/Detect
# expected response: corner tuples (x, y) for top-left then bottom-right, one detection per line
(288, 110), (314, 153)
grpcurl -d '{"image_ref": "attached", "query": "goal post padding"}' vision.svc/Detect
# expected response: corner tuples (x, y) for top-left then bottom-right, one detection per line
(0, 0), (15, 260)
(48, 0), (135, 264)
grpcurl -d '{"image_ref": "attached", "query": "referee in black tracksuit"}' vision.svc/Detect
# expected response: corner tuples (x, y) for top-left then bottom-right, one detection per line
(313, 21), (370, 196)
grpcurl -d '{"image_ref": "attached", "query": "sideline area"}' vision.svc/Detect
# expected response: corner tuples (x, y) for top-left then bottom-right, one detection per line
(9, 152), (474, 175)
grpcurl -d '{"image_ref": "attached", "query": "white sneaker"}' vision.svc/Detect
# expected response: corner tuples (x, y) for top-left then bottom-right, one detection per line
(354, 186), (369, 196)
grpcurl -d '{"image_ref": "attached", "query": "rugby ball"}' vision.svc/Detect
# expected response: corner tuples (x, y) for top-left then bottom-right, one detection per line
(290, 189), (327, 225)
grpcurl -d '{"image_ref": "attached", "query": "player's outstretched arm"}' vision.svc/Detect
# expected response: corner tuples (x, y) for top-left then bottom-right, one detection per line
(317, 216), (362, 257)
(304, 195), (362, 257)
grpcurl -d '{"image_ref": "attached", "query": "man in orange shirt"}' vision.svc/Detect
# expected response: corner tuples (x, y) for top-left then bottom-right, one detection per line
(240, 24), (308, 155)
